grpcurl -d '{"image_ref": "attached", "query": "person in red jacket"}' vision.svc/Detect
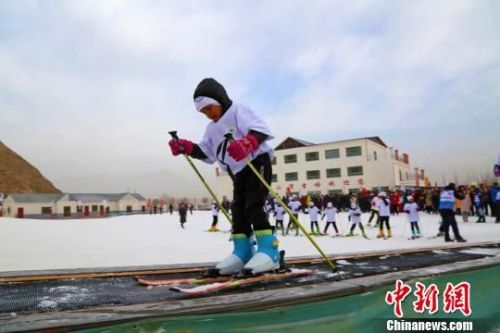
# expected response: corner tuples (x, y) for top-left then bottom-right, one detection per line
(390, 192), (400, 215)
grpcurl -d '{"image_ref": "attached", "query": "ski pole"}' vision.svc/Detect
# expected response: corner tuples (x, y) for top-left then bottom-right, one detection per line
(169, 131), (233, 226)
(225, 133), (338, 273)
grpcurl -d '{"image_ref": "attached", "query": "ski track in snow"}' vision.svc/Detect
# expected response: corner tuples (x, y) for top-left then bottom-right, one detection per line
(0, 211), (498, 272)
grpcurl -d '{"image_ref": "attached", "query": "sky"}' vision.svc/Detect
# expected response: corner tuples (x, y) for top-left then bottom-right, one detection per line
(1, 0), (499, 198)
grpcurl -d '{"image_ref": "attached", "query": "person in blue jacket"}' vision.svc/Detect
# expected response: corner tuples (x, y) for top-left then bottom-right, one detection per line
(438, 183), (466, 242)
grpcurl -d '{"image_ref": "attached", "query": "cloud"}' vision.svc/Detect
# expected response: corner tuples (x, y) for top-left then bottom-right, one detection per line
(0, 0), (499, 195)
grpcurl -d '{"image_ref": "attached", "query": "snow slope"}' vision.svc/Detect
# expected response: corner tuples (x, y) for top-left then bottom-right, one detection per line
(0, 211), (498, 272)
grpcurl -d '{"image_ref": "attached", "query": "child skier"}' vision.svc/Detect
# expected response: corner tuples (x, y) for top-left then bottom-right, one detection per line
(168, 78), (279, 275)
(209, 202), (220, 232)
(403, 195), (421, 239)
(307, 202), (321, 235)
(274, 204), (286, 236)
(322, 202), (339, 236)
(347, 202), (367, 238)
(474, 190), (486, 223)
(286, 196), (302, 236)
(377, 192), (392, 238)
(367, 194), (380, 227)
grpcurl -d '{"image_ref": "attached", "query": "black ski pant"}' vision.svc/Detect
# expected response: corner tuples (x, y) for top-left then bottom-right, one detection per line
(324, 222), (339, 234)
(379, 216), (391, 232)
(275, 220), (285, 235)
(231, 153), (272, 237)
(440, 210), (463, 241)
(286, 214), (300, 235)
(410, 221), (420, 235)
(211, 215), (218, 227)
(350, 223), (365, 233)
(310, 221), (320, 233)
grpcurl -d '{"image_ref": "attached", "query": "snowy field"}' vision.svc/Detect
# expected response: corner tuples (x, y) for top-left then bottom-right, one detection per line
(0, 211), (498, 273)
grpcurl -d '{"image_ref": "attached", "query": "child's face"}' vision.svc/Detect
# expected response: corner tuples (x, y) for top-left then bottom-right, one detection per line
(200, 104), (222, 122)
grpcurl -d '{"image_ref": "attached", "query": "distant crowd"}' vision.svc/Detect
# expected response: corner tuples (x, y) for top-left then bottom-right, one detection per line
(258, 183), (500, 222)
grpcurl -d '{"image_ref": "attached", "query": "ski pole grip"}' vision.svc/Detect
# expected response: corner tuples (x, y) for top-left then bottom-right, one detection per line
(224, 132), (234, 141)
(168, 131), (179, 140)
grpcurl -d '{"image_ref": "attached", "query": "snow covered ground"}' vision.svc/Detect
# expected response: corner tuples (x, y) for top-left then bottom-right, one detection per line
(0, 211), (498, 272)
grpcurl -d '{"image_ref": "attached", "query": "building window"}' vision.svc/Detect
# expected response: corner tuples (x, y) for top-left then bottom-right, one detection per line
(284, 154), (297, 164)
(285, 172), (298, 181)
(373, 151), (377, 161)
(349, 188), (360, 194)
(91, 205), (98, 212)
(41, 207), (52, 214)
(325, 149), (340, 159)
(326, 168), (341, 178)
(306, 170), (320, 180)
(272, 157), (277, 165)
(328, 190), (343, 196)
(399, 170), (402, 181)
(272, 174), (277, 183)
(347, 166), (363, 176)
(305, 152), (319, 161)
(307, 191), (321, 197)
(346, 146), (362, 157)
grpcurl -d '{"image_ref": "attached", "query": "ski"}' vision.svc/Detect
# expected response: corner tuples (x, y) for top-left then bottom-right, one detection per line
(170, 268), (315, 296)
(137, 275), (231, 287)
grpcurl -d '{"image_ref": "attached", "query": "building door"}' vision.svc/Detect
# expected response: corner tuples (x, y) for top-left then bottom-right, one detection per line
(63, 206), (71, 217)
(84, 206), (90, 217)
(17, 207), (24, 218)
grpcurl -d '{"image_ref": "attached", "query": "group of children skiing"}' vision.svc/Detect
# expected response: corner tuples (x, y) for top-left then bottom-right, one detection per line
(261, 192), (422, 240)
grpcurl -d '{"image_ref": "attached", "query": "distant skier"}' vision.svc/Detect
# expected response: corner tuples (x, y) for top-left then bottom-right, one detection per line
(169, 203), (173, 215)
(307, 202), (321, 235)
(322, 202), (339, 236)
(367, 194), (380, 227)
(189, 203), (194, 215)
(286, 196), (302, 236)
(438, 183), (466, 242)
(178, 202), (188, 228)
(274, 204), (286, 236)
(377, 192), (392, 238)
(403, 196), (421, 239)
(168, 78), (279, 274)
(210, 202), (220, 232)
(473, 189), (486, 223)
(346, 202), (367, 238)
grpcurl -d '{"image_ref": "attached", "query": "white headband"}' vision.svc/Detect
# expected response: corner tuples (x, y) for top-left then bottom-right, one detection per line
(194, 96), (220, 112)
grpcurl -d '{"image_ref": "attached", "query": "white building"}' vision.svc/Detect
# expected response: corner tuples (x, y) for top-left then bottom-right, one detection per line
(215, 136), (429, 199)
(2, 192), (147, 218)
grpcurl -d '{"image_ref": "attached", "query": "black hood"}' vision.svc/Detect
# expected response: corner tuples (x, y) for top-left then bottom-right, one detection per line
(193, 78), (233, 113)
